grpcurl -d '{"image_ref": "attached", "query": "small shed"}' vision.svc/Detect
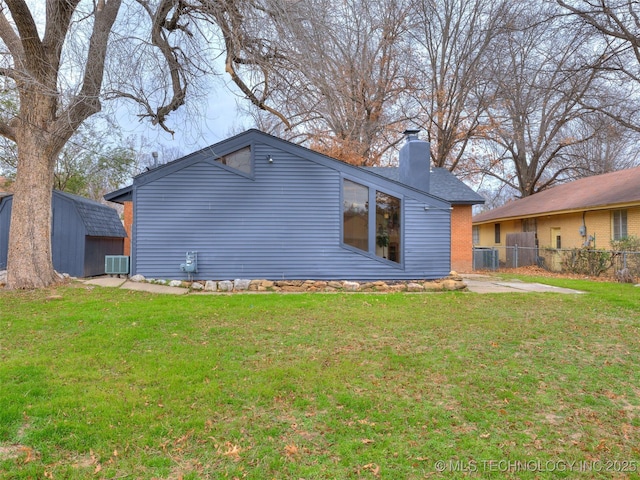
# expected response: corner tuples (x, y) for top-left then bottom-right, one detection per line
(0, 190), (127, 277)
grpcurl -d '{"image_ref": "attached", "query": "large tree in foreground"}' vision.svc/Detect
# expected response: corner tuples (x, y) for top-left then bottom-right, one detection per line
(0, 0), (212, 289)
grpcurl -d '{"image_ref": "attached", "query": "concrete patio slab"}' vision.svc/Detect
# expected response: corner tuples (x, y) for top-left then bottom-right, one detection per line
(462, 276), (584, 294)
(83, 276), (187, 294)
(120, 281), (188, 295)
(84, 277), (127, 288)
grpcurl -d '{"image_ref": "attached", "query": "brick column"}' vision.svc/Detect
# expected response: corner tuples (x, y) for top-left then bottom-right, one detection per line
(123, 201), (133, 256)
(451, 205), (473, 272)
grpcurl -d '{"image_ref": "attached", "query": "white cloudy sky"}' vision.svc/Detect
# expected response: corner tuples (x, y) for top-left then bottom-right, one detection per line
(112, 74), (252, 158)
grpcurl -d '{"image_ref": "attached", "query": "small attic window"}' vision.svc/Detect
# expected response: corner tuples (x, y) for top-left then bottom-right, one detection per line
(216, 146), (252, 174)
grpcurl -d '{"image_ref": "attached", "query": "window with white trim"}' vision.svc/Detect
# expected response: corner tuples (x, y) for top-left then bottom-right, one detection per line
(612, 210), (627, 240)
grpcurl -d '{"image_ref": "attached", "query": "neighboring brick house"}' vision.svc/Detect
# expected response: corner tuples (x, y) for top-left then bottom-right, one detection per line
(472, 166), (640, 262)
(106, 129), (484, 280)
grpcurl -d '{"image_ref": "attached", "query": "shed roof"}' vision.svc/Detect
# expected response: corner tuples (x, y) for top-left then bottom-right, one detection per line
(3, 190), (126, 237)
(55, 191), (126, 237)
(473, 166), (640, 224)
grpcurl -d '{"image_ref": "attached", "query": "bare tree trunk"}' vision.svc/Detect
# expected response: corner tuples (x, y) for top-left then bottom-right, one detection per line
(6, 120), (59, 289)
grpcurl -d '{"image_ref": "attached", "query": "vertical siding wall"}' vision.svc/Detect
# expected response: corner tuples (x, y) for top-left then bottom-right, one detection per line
(1, 195), (86, 275)
(134, 143), (451, 280)
(51, 195), (85, 277)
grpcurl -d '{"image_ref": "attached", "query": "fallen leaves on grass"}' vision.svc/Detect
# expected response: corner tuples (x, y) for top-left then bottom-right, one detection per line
(221, 442), (242, 461)
(361, 463), (380, 476)
(284, 443), (298, 457)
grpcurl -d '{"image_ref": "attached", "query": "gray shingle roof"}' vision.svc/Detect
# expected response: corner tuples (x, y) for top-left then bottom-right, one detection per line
(56, 191), (127, 237)
(364, 167), (485, 204)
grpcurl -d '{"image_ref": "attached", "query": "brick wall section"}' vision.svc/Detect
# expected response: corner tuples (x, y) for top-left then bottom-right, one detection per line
(123, 201), (133, 256)
(451, 205), (473, 272)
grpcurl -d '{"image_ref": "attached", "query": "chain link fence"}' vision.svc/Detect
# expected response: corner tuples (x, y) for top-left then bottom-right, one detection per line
(473, 246), (640, 282)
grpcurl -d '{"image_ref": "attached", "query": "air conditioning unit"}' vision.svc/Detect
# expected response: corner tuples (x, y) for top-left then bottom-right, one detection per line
(473, 248), (499, 271)
(105, 255), (130, 275)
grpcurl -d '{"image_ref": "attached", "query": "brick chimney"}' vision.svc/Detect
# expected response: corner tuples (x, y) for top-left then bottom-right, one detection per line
(399, 129), (431, 192)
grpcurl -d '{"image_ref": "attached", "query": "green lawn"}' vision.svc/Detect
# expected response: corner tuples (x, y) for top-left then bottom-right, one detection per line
(1, 279), (639, 479)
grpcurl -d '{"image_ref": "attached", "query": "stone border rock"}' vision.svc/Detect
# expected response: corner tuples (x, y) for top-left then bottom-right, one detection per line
(0, 270), (75, 288)
(128, 272), (467, 293)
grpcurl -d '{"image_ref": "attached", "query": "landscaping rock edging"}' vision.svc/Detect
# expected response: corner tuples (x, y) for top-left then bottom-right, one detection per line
(129, 272), (467, 293)
(0, 270), (468, 292)
(0, 270), (74, 288)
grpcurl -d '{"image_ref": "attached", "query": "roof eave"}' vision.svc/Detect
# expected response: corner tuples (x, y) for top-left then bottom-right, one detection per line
(104, 186), (133, 204)
(473, 200), (640, 225)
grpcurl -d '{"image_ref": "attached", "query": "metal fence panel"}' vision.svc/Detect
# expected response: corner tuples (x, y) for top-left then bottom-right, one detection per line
(472, 246), (640, 281)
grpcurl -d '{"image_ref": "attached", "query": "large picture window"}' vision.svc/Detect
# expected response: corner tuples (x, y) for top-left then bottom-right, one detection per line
(343, 179), (369, 251)
(342, 178), (402, 264)
(376, 192), (401, 263)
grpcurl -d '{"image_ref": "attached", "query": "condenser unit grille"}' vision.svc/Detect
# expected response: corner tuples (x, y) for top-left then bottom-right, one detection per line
(105, 255), (130, 275)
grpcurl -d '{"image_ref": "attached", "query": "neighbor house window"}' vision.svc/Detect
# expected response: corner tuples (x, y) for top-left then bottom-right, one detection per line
(494, 223), (501, 244)
(343, 179), (369, 252)
(216, 146), (252, 174)
(612, 210), (627, 240)
(376, 192), (401, 263)
(551, 228), (561, 249)
(342, 179), (402, 263)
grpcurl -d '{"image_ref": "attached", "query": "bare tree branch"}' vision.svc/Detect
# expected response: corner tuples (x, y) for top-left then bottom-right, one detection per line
(210, 0), (292, 129)
(0, 4), (23, 58)
(54, 0), (122, 147)
(477, 3), (604, 197)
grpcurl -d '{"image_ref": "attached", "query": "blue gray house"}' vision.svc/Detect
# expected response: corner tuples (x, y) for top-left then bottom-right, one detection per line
(0, 190), (127, 277)
(105, 129), (483, 280)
